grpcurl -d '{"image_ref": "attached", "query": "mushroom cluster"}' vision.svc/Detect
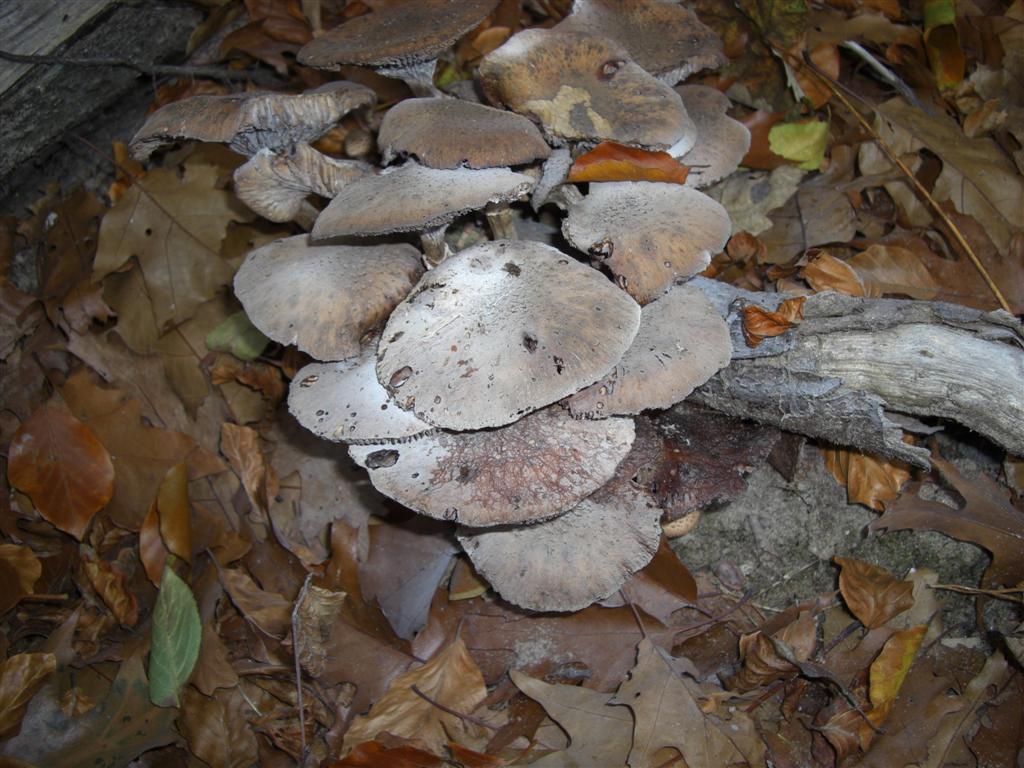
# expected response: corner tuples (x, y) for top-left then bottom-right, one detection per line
(130, 0), (750, 613)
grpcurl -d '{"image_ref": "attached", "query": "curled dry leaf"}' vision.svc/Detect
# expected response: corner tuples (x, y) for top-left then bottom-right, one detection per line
(869, 625), (927, 722)
(834, 556), (915, 630)
(741, 295), (805, 348)
(7, 400), (114, 540)
(0, 652), (57, 738)
(80, 551), (139, 628)
(823, 447), (910, 511)
(728, 611), (816, 691)
(848, 244), (940, 300)
(800, 252), (866, 296)
(0, 544), (41, 616)
(568, 141), (691, 184)
(220, 567), (292, 639)
(342, 636), (489, 757)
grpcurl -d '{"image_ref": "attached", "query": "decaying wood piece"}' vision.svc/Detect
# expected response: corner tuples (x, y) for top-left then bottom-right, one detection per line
(690, 278), (1024, 467)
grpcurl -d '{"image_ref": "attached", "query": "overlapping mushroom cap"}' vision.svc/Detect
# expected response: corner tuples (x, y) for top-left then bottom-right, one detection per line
(563, 181), (731, 304)
(377, 97), (552, 169)
(376, 239), (641, 430)
(288, 350), (433, 445)
(130, 81), (376, 160)
(479, 28), (695, 150)
(349, 406), (635, 526)
(456, 418), (663, 611)
(234, 236), (423, 361)
(675, 85), (751, 187)
(311, 162), (535, 239)
(556, 0), (726, 85)
(568, 282), (732, 418)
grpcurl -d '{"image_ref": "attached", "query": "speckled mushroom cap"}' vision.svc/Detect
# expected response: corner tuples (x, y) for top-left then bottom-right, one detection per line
(234, 144), (372, 223)
(129, 81), (376, 160)
(456, 423), (662, 611)
(298, 0), (498, 70)
(234, 236), (423, 361)
(377, 97), (552, 169)
(288, 350), (433, 444)
(675, 85), (750, 187)
(348, 406), (636, 526)
(479, 28), (695, 150)
(556, 0), (727, 85)
(568, 282), (731, 418)
(311, 162), (535, 239)
(376, 239), (641, 430)
(562, 181), (731, 305)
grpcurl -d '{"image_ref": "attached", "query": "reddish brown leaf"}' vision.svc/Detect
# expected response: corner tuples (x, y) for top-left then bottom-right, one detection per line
(823, 447), (910, 511)
(0, 544), (41, 616)
(568, 141), (690, 185)
(156, 462), (191, 563)
(220, 567), (292, 638)
(800, 252), (866, 296)
(220, 423), (276, 513)
(848, 244), (940, 300)
(741, 296), (805, 348)
(80, 550), (139, 628)
(727, 611), (816, 691)
(8, 400), (114, 540)
(619, 538), (697, 624)
(834, 557), (915, 630)
(446, 742), (505, 768)
(0, 652), (57, 738)
(177, 685), (259, 768)
(739, 110), (788, 170)
(139, 502), (168, 587)
(332, 740), (443, 767)
(192, 623), (239, 696)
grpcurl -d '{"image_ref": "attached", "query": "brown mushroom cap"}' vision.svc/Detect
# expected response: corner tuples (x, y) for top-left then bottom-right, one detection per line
(298, 0), (498, 71)
(288, 351), (433, 444)
(479, 28), (695, 150)
(311, 162), (535, 239)
(456, 425), (662, 611)
(377, 97), (552, 169)
(129, 81), (376, 160)
(234, 236), (423, 361)
(348, 406), (636, 526)
(562, 181), (731, 304)
(675, 85), (751, 188)
(556, 0), (727, 85)
(376, 239), (641, 430)
(567, 282), (731, 418)
(234, 144), (372, 223)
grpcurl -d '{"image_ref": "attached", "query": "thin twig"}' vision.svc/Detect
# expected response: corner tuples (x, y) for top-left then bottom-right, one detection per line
(0, 49), (275, 84)
(410, 684), (498, 731)
(619, 588), (649, 640)
(791, 51), (1013, 313)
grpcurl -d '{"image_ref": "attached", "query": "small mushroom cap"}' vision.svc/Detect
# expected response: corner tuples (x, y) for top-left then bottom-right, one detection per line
(234, 145), (372, 223)
(376, 239), (641, 430)
(348, 407), (636, 526)
(377, 97), (551, 169)
(456, 429), (662, 611)
(563, 181), (731, 304)
(234, 236), (423, 361)
(311, 162), (535, 239)
(129, 81), (376, 160)
(298, 0), (499, 70)
(289, 352), (433, 444)
(479, 28), (694, 150)
(568, 282), (731, 418)
(556, 0), (727, 85)
(675, 85), (750, 187)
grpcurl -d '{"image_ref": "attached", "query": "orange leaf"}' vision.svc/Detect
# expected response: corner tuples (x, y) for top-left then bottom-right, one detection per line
(741, 296), (805, 348)
(801, 252), (866, 296)
(139, 502), (168, 587)
(332, 740), (443, 767)
(869, 625), (927, 713)
(568, 142), (690, 185)
(823, 447), (910, 511)
(834, 556), (915, 629)
(156, 463), (192, 563)
(8, 400), (114, 540)
(739, 110), (787, 170)
(80, 551), (139, 627)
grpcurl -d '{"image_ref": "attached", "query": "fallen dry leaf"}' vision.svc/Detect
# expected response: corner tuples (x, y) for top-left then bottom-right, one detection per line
(728, 611), (817, 691)
(0, 543), (41, 616)
(221, 422), (276, 513)
(177, 685), (259, 768)
(801, 252), (866, 296)
(741, 296), (805, 348)
(342, 636), (489, 756)
(568, 141), (691, 185)
(617, 537), (698, 624)
(835, 557), (915, 629)
(80, 549), (139, 628)
(849, 243), (940, 300)
(0, 652), (56, 738)
(332, 740), (444, 767)
(823, 446), (910, 511)
(220, 566), (292, 638)
(869, 625), (927, 720)
(613, 638), (765, 768)
(8, 399), (114, 540)
(191, 623), (239, 696)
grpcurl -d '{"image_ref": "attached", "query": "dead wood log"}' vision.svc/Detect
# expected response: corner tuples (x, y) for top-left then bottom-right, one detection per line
(690, 278), (1024, 468)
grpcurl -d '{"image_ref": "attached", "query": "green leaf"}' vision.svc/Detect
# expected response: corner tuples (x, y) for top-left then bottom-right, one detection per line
(205, 311), (270, 361)
(148, 564), (201, 707)
(768, 120), (829, 170)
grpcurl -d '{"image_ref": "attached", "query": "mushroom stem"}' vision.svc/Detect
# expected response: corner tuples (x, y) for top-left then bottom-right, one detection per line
(420, 225), (453, 267)
(485, 205), (518, 241)
(378, 59), (443, 97)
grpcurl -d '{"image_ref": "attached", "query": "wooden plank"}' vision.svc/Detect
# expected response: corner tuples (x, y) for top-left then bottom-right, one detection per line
(0, 0), (117, 95)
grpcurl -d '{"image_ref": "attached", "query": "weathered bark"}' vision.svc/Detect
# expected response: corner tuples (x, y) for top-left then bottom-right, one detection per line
(689, 278), (1024, 467)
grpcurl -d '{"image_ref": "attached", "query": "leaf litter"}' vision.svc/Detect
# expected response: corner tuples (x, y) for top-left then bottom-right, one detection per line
(0, 0), (1023, 766)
